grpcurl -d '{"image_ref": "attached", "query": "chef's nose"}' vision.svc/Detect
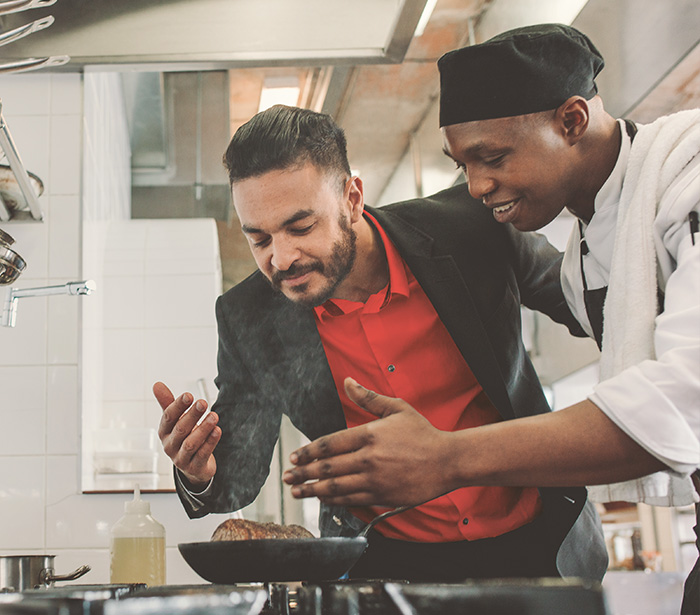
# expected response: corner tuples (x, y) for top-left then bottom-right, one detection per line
(270, 237), (300, 272)
(466, 167), (496, 201)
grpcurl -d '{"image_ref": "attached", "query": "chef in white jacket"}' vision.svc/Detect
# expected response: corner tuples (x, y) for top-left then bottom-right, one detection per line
(284, 23), (700, 614)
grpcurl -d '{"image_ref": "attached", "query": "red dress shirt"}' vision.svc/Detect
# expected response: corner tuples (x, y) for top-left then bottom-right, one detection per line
(313, 212), (541, 542)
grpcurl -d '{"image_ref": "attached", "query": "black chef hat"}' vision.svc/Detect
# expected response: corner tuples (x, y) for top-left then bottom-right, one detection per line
(438, 23), (604, 126)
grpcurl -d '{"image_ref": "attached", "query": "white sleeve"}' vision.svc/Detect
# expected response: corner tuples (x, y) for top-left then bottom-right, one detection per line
(590, 203), (700, 475)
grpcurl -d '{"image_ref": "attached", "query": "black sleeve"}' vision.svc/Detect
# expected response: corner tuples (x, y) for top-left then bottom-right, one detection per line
(504, 224), (587, 337)
(175, 291), (283, 518)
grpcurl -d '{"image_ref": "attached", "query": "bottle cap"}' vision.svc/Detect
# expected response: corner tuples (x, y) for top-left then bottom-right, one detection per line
(124, 484), (150, 514)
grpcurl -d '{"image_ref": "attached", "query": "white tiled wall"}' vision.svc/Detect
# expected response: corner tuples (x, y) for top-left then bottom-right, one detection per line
(82, 217), (222, 489)
(0, 72), (226, 586)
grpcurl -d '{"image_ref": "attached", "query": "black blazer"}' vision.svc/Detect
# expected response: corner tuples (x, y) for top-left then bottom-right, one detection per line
(176, 184), (608, 580)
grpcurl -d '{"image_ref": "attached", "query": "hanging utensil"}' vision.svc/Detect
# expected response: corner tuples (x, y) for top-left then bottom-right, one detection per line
(0, 228), (26, 285)
(0, 55), (69, 74)
(0, 15), (54, 48)
(0, 0), (56, 16)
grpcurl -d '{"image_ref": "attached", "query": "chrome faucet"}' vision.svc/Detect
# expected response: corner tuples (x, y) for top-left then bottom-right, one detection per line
(2, 279), (96, 327)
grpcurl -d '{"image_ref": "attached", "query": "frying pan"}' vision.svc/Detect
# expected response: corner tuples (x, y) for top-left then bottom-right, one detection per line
(178, 505), (412, 583)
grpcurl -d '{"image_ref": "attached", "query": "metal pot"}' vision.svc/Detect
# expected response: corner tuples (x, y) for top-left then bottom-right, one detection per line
(0, 555), (90, 591)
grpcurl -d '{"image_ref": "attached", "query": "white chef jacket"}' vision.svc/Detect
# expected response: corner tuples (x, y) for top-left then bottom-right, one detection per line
(561, 118), (700, 506)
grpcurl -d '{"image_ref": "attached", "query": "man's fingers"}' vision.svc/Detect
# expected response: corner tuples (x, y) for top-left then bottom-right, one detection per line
(344, 377), (411, 418)
(186, 425), (221, 474)
(289, 426), (369, 465)
(288, 473), (369, 500)
(153, 381), (175, 411)
(283, 449), (366, 485)
(172, 413), (219, 467)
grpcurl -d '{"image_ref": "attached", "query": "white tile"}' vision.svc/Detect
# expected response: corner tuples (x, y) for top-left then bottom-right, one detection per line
(0, 287), (48, 364)
(102, 329), (145, 401)
(47, 194), (81, 279)
(102, 275), (145, 329)
(47, 366), (79, 455)
(145, 219), (219, 256)
(103, 259), (145, 277)
(105, 221), (147, 253)
(46, 492), (124, 549)
(0, 456), (46, 549)
(46, 455), (80, 507)
(145, 256), (222, 277)
(47, 294), (79, 365)
(50, 74), (83, 116)
(0, 366), (46, 455)
(100, 401), (150, 430)
(144, 273), (219, 328)
(0, 74), (51, 116)
(0, 365), (47, 406)
(49, 114), (82, 196)
(143, 327), (218, 400)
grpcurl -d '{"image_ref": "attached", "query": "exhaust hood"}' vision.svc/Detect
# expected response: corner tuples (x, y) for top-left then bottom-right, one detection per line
(0, 0), (430, 70)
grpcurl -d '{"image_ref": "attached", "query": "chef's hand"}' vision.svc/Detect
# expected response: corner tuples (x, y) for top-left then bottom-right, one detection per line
(282, 378), (458, 507)
(153, 381), (220, 490)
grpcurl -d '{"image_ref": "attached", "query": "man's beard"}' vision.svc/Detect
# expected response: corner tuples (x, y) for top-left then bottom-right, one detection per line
(269, 214), (357, 307)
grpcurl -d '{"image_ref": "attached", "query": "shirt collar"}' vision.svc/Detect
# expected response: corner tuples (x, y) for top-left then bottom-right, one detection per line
(313, 210), (409, 320)
(586, 119), (631, 227)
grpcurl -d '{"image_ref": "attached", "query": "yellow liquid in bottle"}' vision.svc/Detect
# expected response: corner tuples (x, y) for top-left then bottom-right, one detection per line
(110, 536), (166, 585)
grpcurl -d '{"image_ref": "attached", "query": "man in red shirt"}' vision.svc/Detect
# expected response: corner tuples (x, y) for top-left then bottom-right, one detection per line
(154, 104), (606, 581)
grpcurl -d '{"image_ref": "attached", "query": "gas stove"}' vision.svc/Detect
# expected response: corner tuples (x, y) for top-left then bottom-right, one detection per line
(0, 578), (610, 614)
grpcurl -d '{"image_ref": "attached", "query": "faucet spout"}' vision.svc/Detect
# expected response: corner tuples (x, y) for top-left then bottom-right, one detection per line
(2, 279), (96, 327)
(66, 280), (96, 296)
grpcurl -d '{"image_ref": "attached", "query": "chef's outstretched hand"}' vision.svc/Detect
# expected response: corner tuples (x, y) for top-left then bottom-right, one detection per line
(283, 377), (457, 507)
(153, 381), (220, 490)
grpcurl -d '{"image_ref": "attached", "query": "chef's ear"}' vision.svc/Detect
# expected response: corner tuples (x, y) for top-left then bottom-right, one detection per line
(557, 96), (590, 144)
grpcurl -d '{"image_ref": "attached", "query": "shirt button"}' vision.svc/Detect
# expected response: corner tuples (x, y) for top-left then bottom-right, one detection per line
(462, 518), (469, 525)
(387, 364), (396, 372)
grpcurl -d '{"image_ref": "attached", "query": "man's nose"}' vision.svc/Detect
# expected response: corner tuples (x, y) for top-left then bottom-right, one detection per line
(465, 168), (495, 201)
(270, 237), (300, 272)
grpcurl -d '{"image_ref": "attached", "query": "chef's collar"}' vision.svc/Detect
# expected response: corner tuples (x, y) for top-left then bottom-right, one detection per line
(314, 210), (409, 320)
(586, 119), (631, 227)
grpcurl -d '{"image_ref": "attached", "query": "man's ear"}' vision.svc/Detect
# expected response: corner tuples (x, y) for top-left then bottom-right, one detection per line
(557, 96), (590, 144)
(347, 175), (365, 222)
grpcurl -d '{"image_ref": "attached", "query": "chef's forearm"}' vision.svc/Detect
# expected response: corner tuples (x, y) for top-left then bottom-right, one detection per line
(445, 399), (667, 489)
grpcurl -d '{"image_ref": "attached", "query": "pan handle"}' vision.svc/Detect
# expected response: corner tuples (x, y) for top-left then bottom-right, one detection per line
(40, 564), (91, 586)
(356, 504), (415, 538)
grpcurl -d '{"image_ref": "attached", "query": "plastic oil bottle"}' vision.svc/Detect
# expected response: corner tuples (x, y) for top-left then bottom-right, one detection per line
(110, 484), (166, 585)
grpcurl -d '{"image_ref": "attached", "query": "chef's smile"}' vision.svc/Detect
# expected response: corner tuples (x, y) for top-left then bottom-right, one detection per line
(488, 198), (521, 223)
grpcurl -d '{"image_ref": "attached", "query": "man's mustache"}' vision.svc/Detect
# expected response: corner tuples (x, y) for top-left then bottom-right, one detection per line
(271, 262), (323, 285)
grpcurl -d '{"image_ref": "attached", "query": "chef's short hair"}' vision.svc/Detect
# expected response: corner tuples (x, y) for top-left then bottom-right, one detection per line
(223, 105), (351, 188)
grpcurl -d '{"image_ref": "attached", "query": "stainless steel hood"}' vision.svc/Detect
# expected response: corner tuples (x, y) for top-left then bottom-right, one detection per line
(0, 0), (430, 70)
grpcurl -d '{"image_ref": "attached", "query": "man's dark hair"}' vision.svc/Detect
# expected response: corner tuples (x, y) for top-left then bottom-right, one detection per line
(223, 105), (351, 186)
